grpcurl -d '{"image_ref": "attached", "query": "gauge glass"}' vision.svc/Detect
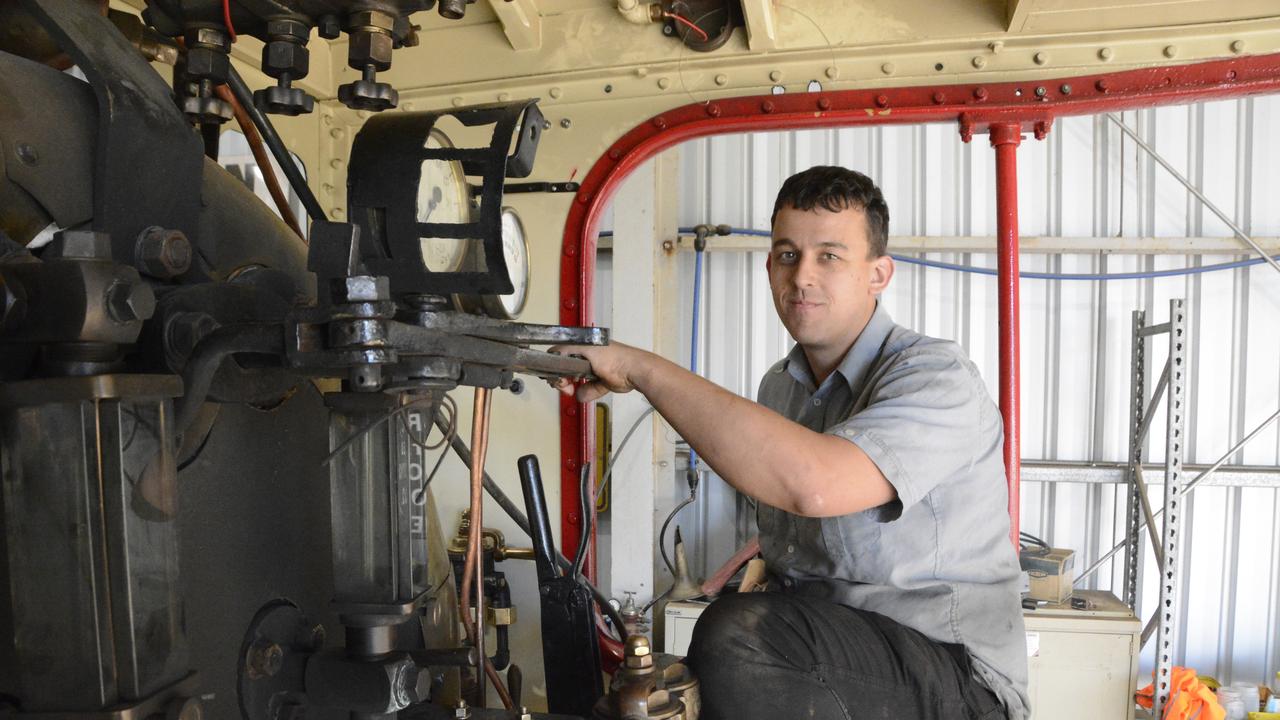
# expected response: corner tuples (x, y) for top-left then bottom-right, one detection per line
(416, 129), (470, 272)
(497, 208), (529, 317)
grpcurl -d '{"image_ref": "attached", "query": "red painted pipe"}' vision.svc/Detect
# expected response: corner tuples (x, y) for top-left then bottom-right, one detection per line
(989, 122), (1022, 550)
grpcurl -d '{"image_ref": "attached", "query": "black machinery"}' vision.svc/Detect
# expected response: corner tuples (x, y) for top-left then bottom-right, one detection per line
(0, 1), (701, 719)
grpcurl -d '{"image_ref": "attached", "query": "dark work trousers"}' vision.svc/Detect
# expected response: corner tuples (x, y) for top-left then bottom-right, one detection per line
(685, 592), (1008, 720)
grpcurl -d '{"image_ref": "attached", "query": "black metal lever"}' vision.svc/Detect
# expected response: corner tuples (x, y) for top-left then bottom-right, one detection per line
(518, 454), (561, 583)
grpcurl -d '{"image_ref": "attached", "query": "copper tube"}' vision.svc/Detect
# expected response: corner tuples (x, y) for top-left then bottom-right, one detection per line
(461, 387), (515, 709)
(213, 83), (305, 240)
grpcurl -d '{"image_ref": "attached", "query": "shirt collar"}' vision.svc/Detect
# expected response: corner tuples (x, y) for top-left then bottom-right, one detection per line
(784, 301), (895, 394)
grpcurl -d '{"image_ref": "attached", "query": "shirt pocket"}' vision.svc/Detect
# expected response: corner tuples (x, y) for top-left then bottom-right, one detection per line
(821, 511), (885, 582)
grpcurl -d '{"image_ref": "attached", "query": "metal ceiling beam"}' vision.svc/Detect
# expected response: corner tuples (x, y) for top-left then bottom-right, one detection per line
(486, 0), (542, 51)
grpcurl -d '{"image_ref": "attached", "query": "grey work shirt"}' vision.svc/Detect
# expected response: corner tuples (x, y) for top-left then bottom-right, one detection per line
(756, 301), (1030, 720)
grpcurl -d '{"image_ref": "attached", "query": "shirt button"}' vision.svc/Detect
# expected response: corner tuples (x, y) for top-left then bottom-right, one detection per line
(787, 544), (796, 554)
(812, 398), (822, 406)
(783, 578), (793, 588)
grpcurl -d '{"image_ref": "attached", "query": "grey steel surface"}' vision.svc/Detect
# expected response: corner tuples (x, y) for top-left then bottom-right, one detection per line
(1153, 299), (1188, 718)
(1123, 311), (1146, 609)
(408, 312), (608, 346)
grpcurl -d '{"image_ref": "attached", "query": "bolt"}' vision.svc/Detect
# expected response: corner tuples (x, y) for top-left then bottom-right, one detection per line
(973, 87), (988, 101)
(971, 56), (986, 69)
(880, 62), (895, 75)
(760, 100), (775, 113)
(657, 77), (670, 90)
(817, 97), (831, 111)
(135, 226), (192, 279)
(1098, 47), (1113, 61)
(662, 23), (674, 36)
(706, 104), (721, 117)
(714, 73), (728, 86)
(1095, 79), (1110, 92)
(1060, 84), (1072, 95)
(768, 70), (782, 82)
(15, 143), (37, 166)
(875, 95), (889, 108)
(932, 92), (946, 104)
(105, 280), (155, 324)
(1231, 40), (1245, 54)
(560, 118), (572, 129)
(989, 40), (1004, 54)
(454, 699), (471, 719)
(1163, 45), (1178, 59)
(1033, 51), (1048, 65)
(661, 240), (674, 252)
(1034, 86), (1047, 98)
(246, 642), (284, 679)
(509, 378), (525, 395)
(635, 67), (648, 77)
(824, 66), (838, 79)
(549, 86), (562, 99)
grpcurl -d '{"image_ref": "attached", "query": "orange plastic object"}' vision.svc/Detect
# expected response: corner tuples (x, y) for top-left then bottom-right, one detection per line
(1137, 668), (1226, 720)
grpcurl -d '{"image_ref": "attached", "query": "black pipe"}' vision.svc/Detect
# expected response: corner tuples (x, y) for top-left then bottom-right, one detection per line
(518, 454), (560, 583)
(434, 415), (628, 639)
(174, 323), (284, 436)
(225, 67), (326, 224)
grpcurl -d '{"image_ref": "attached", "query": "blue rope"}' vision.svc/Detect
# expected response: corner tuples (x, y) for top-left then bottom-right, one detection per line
(597, 228), (1278, 281)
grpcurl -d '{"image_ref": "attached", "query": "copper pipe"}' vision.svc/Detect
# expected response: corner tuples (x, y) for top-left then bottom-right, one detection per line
(461, 387), (514, 709)
(213, 83), (306, 240)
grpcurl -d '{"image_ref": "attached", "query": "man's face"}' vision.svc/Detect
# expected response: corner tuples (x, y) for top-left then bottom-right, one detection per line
(767, 204), (894, 357)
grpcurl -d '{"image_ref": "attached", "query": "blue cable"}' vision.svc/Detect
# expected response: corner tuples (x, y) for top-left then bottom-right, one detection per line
(687, 243), (704, 472)
(598, 228), (1279, 281)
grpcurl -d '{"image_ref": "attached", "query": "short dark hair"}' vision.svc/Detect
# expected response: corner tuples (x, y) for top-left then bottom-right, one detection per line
(770, 166), (890, 258)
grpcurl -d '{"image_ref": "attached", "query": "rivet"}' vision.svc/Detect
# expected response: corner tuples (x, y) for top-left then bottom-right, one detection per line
(1034, 86), (1047, 98)
(760, 100), (775, 113)
(452, 97), (464, 107)
(636, 67), (649, 77)
(322, 114), (334, 126)
(549, 87), (563, 99)
(972, 56), (986, 69)
(1230, 40), (1246, 54)
(329, 128), (344, 139)
(560, 118), (572, 129)
(817, 97), (831, 110)
(657, 77), (671, 90)
(1095, 79), (1110, 92)
(880, 62), (895, 75)
(875, 94), (889, 108)
(1060, 84), (1072, 95)
(932, 92), (946, 104)
(498, 92), (511, 101)
(769, 70), (783, 82)
(566, 459), (578, 470)
(322, 183), (334, 195)
(1034, 51), (1048, 65)
(608, 148), (622, 160)
(1163, 45), (1178, 58)
(564, 243), (578, 256)
(973, 87), (988, 101)
(331, 208), (345, 219)
(566, 405), (578, 417)
(567, 512), (579, 524)
(1098, 47), (1113, 61)
(714, 74), (728, 86)
(653, 117), (667, 129)
(825, 66), (839, 79)
(706, 104), (721, 117)
(989, 41), (1003, 54)
(1227, 70), (1238, 81)
(563, 299), (577, 309)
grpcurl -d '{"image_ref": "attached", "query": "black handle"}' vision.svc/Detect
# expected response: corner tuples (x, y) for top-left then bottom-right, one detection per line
(507, 664), (524, 708)
(518, 454), (560, 582)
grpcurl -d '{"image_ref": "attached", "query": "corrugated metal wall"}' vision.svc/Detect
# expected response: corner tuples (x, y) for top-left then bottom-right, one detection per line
(612, 97), (1280, 685)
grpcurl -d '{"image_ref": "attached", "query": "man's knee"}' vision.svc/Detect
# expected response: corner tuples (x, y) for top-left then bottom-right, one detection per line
(686, 592), (800, 671)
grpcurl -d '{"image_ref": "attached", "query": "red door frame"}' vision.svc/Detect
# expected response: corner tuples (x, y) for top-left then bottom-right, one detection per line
(557, 52), (1280, 568)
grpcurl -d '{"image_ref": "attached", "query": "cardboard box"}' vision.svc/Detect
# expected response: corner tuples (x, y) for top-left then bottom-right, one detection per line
(1021, 547), (1075, 604)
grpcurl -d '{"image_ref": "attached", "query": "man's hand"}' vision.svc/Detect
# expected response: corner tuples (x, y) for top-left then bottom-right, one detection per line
(550, 341), (652, 403)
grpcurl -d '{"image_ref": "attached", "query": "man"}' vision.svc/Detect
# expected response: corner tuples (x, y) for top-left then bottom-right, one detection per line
(556, 166), (1029, 719)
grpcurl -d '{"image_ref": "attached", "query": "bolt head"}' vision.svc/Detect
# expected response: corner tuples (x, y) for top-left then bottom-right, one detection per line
(105, 281), (156, 324)
(185, 46), (230, 80)
(348, 30), (393, 71)
(318, 15), (342, 39)
(263, 40), (310, 79)
(136, 226), (192, 279)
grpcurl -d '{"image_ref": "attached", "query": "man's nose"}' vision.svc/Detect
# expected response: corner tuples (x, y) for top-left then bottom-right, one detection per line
(791, 254), (819, 287)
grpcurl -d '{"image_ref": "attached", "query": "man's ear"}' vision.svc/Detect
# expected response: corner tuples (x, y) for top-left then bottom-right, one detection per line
(765, 253), (772, 274)
(869, 254), (894, 293)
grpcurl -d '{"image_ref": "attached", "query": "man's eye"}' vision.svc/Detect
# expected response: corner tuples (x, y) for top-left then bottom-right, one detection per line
(823, 252), (841, 261)
(777, 251), (797, 262)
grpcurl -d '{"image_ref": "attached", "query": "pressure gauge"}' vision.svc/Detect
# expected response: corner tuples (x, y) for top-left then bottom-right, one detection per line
(453, 207), (530, 320)
(493, 207), (530, 318)
(416, 128), (471, 272)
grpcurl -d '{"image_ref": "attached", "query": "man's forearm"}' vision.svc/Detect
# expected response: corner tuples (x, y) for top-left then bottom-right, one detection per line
(625, 348), (892, 517)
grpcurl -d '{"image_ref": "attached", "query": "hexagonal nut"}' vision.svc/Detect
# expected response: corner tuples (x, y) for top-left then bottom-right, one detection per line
(333, 275), (390, 303)
(185, 46), (231, 80)
(347, 10), (396, 32)
(317, 14), (342, 39)
(46, 230), (112, 260)
(266, 18), (310, 41)
(262, 39), (309, 79)
(337, 79), (398, 112)
(184, 26), (230, 51)
(105, 280), (157, 324)
(135, 226), (192, 279)
(347, 30), (393, 71)
(181, 94), (233, 124)
(254, 85), (315, 116)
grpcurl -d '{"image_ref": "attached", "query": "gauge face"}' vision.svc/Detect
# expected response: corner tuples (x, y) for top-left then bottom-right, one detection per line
(416, 128), (470, 272)
(497, 207), (529, 318)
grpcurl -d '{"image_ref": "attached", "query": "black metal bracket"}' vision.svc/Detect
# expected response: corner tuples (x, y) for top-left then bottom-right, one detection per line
(501, 182), (581, 194)
(21, 0), (203, 263)
(346, 99), (546, 297)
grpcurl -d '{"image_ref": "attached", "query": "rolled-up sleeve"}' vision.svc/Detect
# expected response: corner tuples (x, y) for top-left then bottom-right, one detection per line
(828, 348), (984, 521)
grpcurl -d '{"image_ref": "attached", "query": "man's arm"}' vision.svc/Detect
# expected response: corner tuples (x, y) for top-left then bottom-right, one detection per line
(555, 342), (894, 518)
